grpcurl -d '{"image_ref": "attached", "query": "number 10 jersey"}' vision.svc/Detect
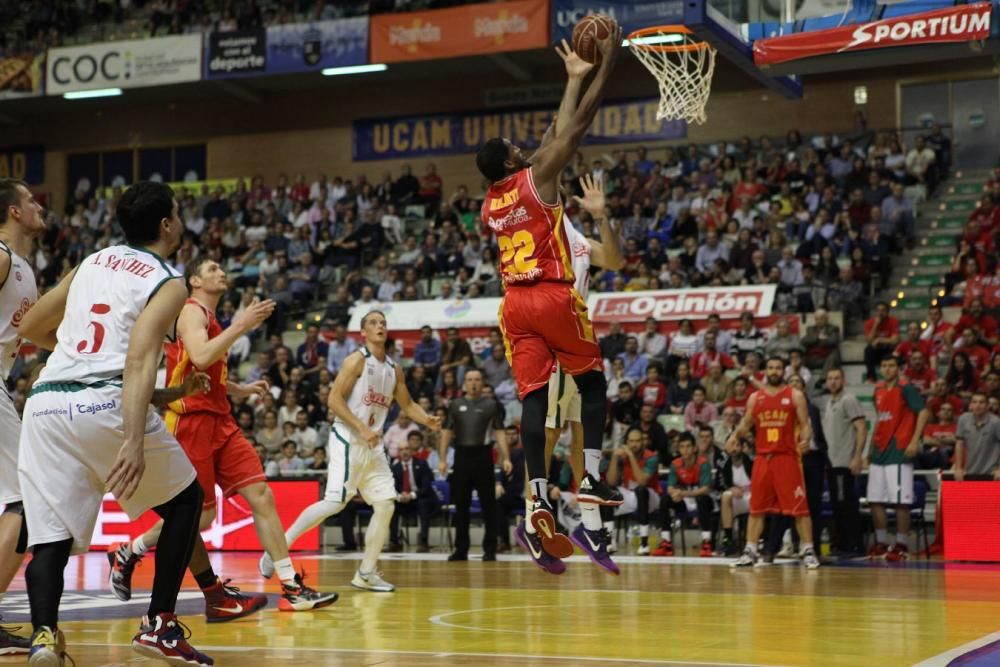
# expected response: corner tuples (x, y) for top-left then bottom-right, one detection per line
(39, 245), (183, 385)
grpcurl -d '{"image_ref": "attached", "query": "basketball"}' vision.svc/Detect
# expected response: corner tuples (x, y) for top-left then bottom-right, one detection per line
(571, 14), (616, 64)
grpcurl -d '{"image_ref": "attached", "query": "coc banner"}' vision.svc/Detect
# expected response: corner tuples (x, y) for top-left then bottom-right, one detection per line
(265, 17), (367, 74)
(353, 97), (686, 160)
(0, 51), (45, 99)
(551, 0), (685, 43)
(369, 0), (549, 64)
(88, 481), (321, 552)
(47, 34), (202, 95)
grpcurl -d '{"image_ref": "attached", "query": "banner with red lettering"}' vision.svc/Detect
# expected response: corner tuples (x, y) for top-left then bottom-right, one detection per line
(753, 3), (993, 67)
(87, 481), (321, 552)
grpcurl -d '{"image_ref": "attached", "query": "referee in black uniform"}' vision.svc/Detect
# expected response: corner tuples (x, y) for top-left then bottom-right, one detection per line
(438, 369), (512, 561)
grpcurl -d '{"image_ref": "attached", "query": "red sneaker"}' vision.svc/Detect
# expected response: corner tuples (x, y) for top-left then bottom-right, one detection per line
(651, 540), (674, 557)
(204, 579), (268, 623)
(699, 539), (714, 557)
(132, 613), (213, 666)
(885, 543), (909, 563)
(867, 543), (889, 560)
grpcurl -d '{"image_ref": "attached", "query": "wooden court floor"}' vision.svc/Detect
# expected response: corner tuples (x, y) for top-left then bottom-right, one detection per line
(2, 551), (1000, 666)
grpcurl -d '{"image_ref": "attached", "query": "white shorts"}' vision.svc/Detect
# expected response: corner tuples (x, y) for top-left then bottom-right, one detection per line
(0, 390), (23, 505)
(17, 383), (197, 555)
(327, 424), (396, 504)
(866, 463), (914, 505)
(545, 366), (580, 429)
(729, 492), (751, 517)
(615, 486), (661, 517)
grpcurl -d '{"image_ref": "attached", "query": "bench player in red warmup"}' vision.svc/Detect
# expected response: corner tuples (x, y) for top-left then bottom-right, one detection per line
(476, 26), (624, 574)
(725, 356), (820, 569)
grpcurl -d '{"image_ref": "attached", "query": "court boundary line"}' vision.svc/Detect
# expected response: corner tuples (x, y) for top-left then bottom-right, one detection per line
(76, 642), (794, 666)
(912, 631), (1000, 667)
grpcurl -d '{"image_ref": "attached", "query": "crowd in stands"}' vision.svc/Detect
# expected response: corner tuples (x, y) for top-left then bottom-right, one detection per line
(14, 126), (1000, 555)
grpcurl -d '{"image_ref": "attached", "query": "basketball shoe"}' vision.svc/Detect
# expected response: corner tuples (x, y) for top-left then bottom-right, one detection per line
(730, 546), (758, 568)
(576, 474), (624, 506)
(514, 522), (565, 575)
(699, 539), (714, 557)
(885, 543), (909, 563)
(528, 498), (574, 559)
(650, 539), (674, 557)
(27, 626), (68, 666)
(569, 524), (619, 575)
(868, 543), (890, 560)
(107, 541), (142, 601)
(351, 569), (395, 593)
(203, 579), (268, 623)
(279, 572), (339, 611)
(0, 617), (29, 655)
(801, 547), (821, 570)
(132, 613), (212, 666)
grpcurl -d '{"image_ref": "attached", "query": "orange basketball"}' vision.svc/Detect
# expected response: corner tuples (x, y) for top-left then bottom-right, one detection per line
(571, 14), (616, 64)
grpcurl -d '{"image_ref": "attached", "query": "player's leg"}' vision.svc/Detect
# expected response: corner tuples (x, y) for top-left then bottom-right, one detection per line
(471, 448), (499, 559)
(501, 297), (573, 568)
(351, 450), (397, 592)
(867, 463), (892, 558)
(0, 506), (26, 599)
(773, 455), (819, 569)
(696, 495), (715, 556)
(25, 538), (73, 662)
(652, 493), (677, 556)
(279, 428), (353, 550)
(733, 457), (772, 567)
(886, 463), (915, 562)
(450, 448), (475, 560)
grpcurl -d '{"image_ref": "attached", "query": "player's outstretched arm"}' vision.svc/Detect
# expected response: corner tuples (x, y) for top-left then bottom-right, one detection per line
(535, 40), (594, 152)
(19, 266), (80, 351)
(109, 278), (188, 500)
(575, 174), (624, 271)
(151, 371), (211, 407)
(394, 365), (442, 431)
(180, 297), (275, 370)
(531, 24), (622, 194)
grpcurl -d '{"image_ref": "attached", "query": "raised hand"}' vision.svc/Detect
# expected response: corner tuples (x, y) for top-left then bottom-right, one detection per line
(573, 173), (607, 218)
(181, 371), (211, 397)
(233, 297), (276, 334)
(555, 38), (594, 79)
(597, 23), (624, 65)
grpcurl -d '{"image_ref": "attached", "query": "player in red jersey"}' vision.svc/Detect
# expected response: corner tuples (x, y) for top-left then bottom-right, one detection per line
(726, 356), (820, 569)
(107, 256), (337, 617)
(475, 28), (623, 570)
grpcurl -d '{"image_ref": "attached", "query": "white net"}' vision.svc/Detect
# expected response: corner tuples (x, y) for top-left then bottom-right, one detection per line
(629, 29), (717, 125)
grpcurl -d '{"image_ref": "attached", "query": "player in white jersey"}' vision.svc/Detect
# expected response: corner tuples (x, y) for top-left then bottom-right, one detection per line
(17, 182), (213, 666)
(0, 180), (44, 655)
(260, 310), (441, 592)
(539, 174), (625, 572)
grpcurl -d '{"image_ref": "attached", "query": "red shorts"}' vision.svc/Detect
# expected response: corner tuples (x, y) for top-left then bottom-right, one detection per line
(748, 452), (809, 517)
(165, 410), (266, 509)
(498, 282), (602, 400)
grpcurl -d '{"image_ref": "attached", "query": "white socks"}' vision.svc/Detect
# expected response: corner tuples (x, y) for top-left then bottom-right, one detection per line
(876, 529), (888, 544)
(661, 530), (671, 542)
(581, 503), (601, 530)
(700, 531), (711, 541)
(274, 557), (296, 584)
(639, 524), (650, 538)
(584, 450), (601, 479)
(131, 535), (149, 556)
(360, 500), (393, 574)
(896, 534), (909, 549)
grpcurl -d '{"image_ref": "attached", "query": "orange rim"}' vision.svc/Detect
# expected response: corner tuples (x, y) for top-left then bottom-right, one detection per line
(627, 25), (710, 53)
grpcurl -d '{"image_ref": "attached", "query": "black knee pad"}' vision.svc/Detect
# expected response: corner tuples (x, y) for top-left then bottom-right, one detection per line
(4, 500), (24, 516)
(634, 486), (649, 501)
(572, 370), (607, 398)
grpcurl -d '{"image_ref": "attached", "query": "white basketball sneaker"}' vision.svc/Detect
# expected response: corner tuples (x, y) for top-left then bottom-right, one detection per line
(351, 569), (395, 593)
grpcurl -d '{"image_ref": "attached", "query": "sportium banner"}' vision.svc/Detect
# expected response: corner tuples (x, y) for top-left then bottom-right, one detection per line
(551, 0), (685, 43)
(753, 2), (992, 66)
(369, 0), (549, 64)
(352, 98), (686, 160)
(46, 34), (202, 94)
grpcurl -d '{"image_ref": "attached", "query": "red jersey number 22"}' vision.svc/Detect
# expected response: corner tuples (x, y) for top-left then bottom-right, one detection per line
(77, 303), (111, 355)
(498, 230), (538, 274)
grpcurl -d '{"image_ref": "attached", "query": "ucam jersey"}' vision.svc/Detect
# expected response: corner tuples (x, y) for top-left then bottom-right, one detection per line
(564, 222), (592, 300)
(39, 245), (182, 385)
(481, 167), (575, 287)
(0, 240), (38, 381)
(334, 346), (397, 438)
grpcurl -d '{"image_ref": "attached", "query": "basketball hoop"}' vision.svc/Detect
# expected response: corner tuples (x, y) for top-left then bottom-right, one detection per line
(627, 26), (716, 125)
